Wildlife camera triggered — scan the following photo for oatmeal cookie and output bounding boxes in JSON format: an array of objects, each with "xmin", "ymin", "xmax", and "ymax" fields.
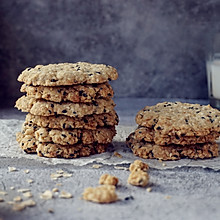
[
  {"xmin": 25, "ymin": 111, "xmax": 118, "ymax": 130},
  {"xmin": 17, "ymin": 131, "xmax": 109, "ymax": 157},
  {"xmin": 127, "ymin": 133, "xmax": 219, "ymax": 160},
  {"xmin": 18, "ymin": 62, "xmax": 118, "ymax": 86},
  {"xmin": 21, "ymin": 82, "xmax": 114, "ymax": 103},
  {"xmin": 21, "ymin": 121, "xmax": 116, "ymax": 145},
  {"xmin": 134, "ymin": 126, "xmax": 220, "ymax": 145},
  {"xmin": 136, "ymin": 102, "xmax": 220, "ymax": 137},
  {"xmin": 15, "ymin": 96, "xmax": 115, "ymax": 117},
  {"xmin": 16, "ymin": 132, "xmax": 37, "ymax": 154},
  {"xmin": 37, "ymin": 142, "xmax": 108, "ymax": 158},
  {"xmin": 82, "ymin": 185, "xmax": 118, "ymax": 203}
]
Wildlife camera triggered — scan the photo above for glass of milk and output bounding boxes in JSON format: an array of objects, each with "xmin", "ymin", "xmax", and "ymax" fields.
[{"xmin": 206, "ymin": 34, "xmax": 220, "ymax": 109}]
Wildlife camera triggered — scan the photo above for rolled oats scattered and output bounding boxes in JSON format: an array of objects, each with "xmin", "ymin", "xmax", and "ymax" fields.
[
  {"xmin": 23, "ymin": 192, "xmax": 33, "ymax": 198},
  {"xmin": 0, "ymin": 191, "xmax": 7, "ymax": 196},
  {"xmin": 0, "ymin": 197, "xmax": 4, "ymax": 202},
  {"xmin": 17, "ymin": 189, "xmax": 30, "ymax": 193},
  {"xmin": 40, "ymin": 190, "xmax": 53, "ymax": 200},
  {"xmin": 27, "ymin": 179, "xmax": 34, "ymax": 184},
  {"xmin": 13, "ymin": 196, "xmax": 22, "ymax": 202},
  {"xmin": 59, "ymin": 191, "xmax": 73, "ymax": 199},
  {"xmin": 92, "ymin": 164, "xmax": 103, "ymax": 169},
  {"xmin": 12, "ymin": 199, "xmax": 36, "ymax": 211},
  {"xmin": 8, "ymin": 167, "xmax": 17, "ymax": 172},
  {"xmin": 52, "ymin": 188, "xmax": 59, "ymax": 193}
]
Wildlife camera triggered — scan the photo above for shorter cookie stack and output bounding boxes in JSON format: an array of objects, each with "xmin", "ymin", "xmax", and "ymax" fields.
[
  {"xmin": 126, "ymin": 102, "xmax": 220, "ymax": 160},
  {"xmin": 15, "ymin": 62, "xmax": 119, "ymax": 158}
]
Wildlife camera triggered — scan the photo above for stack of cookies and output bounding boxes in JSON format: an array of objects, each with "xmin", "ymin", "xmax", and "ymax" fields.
[
  {"xmin": 126, "ymin": 102, "xmax": 220, "ymax": 160},
  {"xmin": 15, "ymin": 62, "xmax": 119, "ymax": 158}
]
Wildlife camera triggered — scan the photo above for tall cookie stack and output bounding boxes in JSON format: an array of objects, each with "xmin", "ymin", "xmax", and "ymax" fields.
[
  {"xmin": 127, "ymin": 102, "xmax": 220, "ymax": 160},
  {"xmin": 15, "ymin": 62, "xmax": 119, "ymax": 158}
]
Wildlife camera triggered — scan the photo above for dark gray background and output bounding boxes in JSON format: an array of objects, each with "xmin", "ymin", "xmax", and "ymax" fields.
[{"xmin": 0, "ymin": 0, "xmax": 220, "ymax": 107}]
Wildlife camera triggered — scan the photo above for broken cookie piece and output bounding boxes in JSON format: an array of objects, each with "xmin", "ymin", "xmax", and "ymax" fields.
[
  {"xmin": 128, "ymin": 170, "xmax": 149, "ymax": 187},
  {"xmin": 129, "ymin": 160, "xmax": 149, "ymax": 172},
  {"xmin": 82, "ymin": 185, "xmax": 118, "ymax": 203},
  {"xmin": 99, "ymin": 174, "xmax": 119, "ymax": 186}
]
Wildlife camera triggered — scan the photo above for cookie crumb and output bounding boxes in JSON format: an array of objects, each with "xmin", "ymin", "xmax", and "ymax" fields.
[
  {"xmin": 165, "ymin": 195, "xmax": 171, "ymax": 199},
  {"xmin": 17, "ymin": 189, "xmax": 30, "ymax": 193},
  {"xmin": 0, "ymin": 197, "xmax": 4, "ymax": 202},
  {"xmin": 23, "ymin": 192, "xmax": 33, "ymax": 198},
  {"xmin": 40, "ymin": 190, "xmax": 53, "ymax": 200},
  {"xmin": 56, "ymin": 170, "xmax": 64, "ymax": 174},
  {"xmin": 10, "ymin": 187, "xmax": 15, "ymax": 190},
  {"xmin": 8, "ymin": 167, "xmax": 17, "ymax": 172},
  {"xmin": 0, "ymin": 191, "xmax": 7, "ymax": 196},
  {"xmin": 27, "ymin": 179, "xmax": 34, "ymax": 184},
  {"xmin": 13, "ymin": 196, "xmax": 22, "ymax": 202},
  {"xmin": 114, "ymin": 166, "xmax": 128, "ymax": 171},
  {"xmin": 12, "ymin": 199, "xmax": 36, "ymax": 211},
  {"xmin": 52, "ymin": 188, "xmax": 59, "ymax": 193},
  {"xmin": 113, "ymin": 151, "xmax": 122, "ymax": 158},
  {"xmin": 147, "ymin": 187, "xmax": 152, "ymax": 192},
  {"xmin": 129, "ymin": 160, "xmax": 149, "ymax": 172},
  {"xmin": 99, "ymin": 174, "xmax": 118, "ymax": 186},
  {"xmin": 62, "ymin": 172, "xmax": 72, "ymax": 178},
  {"xmin": 50, "ymin": 173, "xmax": 63, "ymax": 180},
  {"xmin": 92, "ymin": 164, "xmax": 103, "ymax": 169},
  {"xmin": 24, "ymin": 169, "xmax": 30, "ymax": 174},
  {"xmin": 7, "ymin": 201, "xmax": 15, "ymax": 205},
  {"xmin": 83, "ymin": 185, "xmax": 118, "ymax": 203},
  {"xmin": 128, "ymin": 170, "xmax": 149, "ymax": 187},
  {"xmin": 59, "ymin": 191, "xmax": 73, "ymax": 199},
  {"xmin": 162, "ymin": 163, "xmax": 166, "ymax": 167}
]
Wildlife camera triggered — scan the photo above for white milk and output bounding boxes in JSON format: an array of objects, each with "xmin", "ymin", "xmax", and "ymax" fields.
[{"xmin": 210, "ymin": 59, "xmax": 220, "ymax": 99}]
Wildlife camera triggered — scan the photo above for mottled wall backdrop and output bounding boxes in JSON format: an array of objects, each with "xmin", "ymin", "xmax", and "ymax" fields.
[{"xmin": 0, "ymin": 0, "xmax": 220, "ymax": 106}]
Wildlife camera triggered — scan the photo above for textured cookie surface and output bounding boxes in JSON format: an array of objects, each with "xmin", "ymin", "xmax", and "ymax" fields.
[
  {"xmin": 136, "ymin": 102, "xmax": 220, "ymax": 136},
  {"xmin": 37, "ymin": 142, "xmax": 108, "ymax": 158},
  {"xmin": 25, "ymin": 111, "xmax": 118, "ymax": 130},
  {"xmin": 126, "ymin": 133, "xmax": 219, "ymax": 160},
  {"xmin": 17, "ymin": 131, "xmax": 108, "ymax": 158},
  {"xmin": 134, "ymin": 126, "xmax": 220, "ymax": 145},
  {"xmin": 15, "ymin": 96, "xmax": 115, "ymax": 117},
  {"xmin": 21, "ymin": 121, "xmax": 116, "ymax": 145},
  {"xmin": 21, "ymin": 83, "xmax": 114, "ymax": 103},
  {"xmin": 18, "ymin": 62, "xmax": 118, "ymax": 86}
]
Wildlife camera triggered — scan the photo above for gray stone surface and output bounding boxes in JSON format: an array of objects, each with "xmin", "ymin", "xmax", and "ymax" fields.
[
  {"xmin": 0, "ymin": 98, "xmax": 220, "ymax": 220},
  {"xmin": 1, "ymin": 0, "xmax": 220, "ymax": 106}
]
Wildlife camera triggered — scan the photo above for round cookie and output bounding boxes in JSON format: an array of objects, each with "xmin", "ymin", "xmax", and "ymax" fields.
[
  {"xmin": 15, "ymin": 96, "xmax": 115, "ymax": 117},
  {"xmin": 134, "ymin": 126, "xmax": 220, "ymax": 146},
  {"xmin": 136, "ymin": 102, "xmax": 220, "ymax": 136},
  {"xmin": 25, "ymin": 111, "xmax": 119, "ymax": 130},
  {"xmin": 16, "ymin": 132, "xmax": 37, "ymax": 154},
  {"xmin": 18, "ymin": 62, "xmax": 118, "ymax": 86},
  {"xmin": 126, "ymin": 133, "xmax": 219, "ymax": 161},
  {"xmin": 21, "ymin": 82, "xmax": 114, "ymax": 103},
  {"xmin": 21, "ymin": 121, "xmax": 116, "ymax": 145},
  {"xmin": 16, "ymin": 131, "xmax": 108, "ymax": 158},
  {"xmin": 37, "ymin": 142, "xmax": 108, "ymax": 158}
]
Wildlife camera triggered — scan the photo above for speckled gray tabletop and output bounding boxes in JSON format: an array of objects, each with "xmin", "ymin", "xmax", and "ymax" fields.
[{"xmin": 0, "ymin": 98, "xmax": 219, "ymax": 220}]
